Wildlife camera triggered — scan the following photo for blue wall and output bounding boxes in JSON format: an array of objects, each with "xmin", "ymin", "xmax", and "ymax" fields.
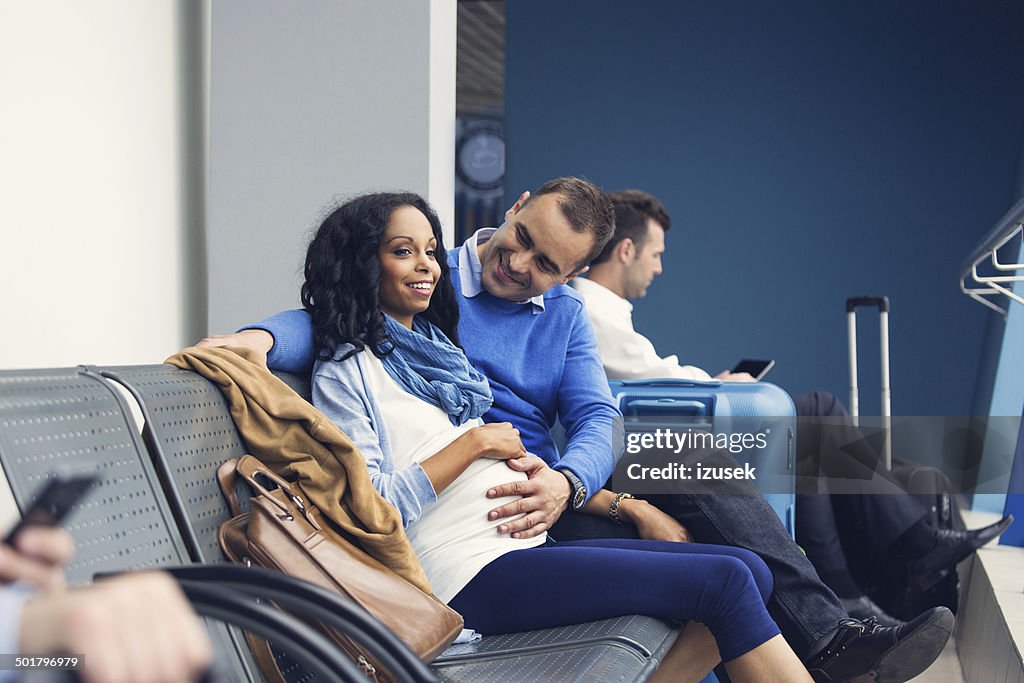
[{"xmin": 506, "ymin": 0, "xmax": 1024, "ymax": 416}]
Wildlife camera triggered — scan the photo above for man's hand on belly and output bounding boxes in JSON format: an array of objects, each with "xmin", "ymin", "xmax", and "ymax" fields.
[{"xmin": 485, "ymin": 455, "xmax": 569, "ymax": 539}]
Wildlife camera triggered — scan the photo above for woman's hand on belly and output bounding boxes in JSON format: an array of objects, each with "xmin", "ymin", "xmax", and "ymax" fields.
[
  {"xmin": 471, "ymin": 422, "xmax": 527, "ymax": 460},
  {"xmin": 420, "ymin": 422, "xmax": 526, "ymax": 494}
]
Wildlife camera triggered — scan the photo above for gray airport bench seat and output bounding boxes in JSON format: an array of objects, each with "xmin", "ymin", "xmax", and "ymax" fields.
[
  {"xmin": 0, "ymin": 367, "xmax": 423, "ymax": 683},
  {"xmin": 0, "ymin": 368, "xmax": 262, "ymax": 681},
  {"xmin": 0, "ymin": 364, "xmax": 681, "ymax": 682}
]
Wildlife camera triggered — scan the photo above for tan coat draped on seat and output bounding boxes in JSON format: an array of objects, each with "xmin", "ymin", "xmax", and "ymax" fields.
[{"xmin": 167, "ymin": 346, "xmax": 432, "ymax": 593}]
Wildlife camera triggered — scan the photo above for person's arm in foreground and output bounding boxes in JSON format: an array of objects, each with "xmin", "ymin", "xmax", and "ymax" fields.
[
  {"xmin": 0, "ymin": 526, "xmax": 73, "ymax": 682},
  {"xmin": 19, "ymin": 572, "xmax": 212, "ymax": 683},
  {"xmin": 2, "ymin": 527, "xmax": 211, "ymax": 683}
]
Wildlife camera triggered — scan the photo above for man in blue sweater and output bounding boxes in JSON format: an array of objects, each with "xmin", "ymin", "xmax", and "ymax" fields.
[{"xmin": 200, "ymin": 177, "xmax": 952, "ymax": 682}]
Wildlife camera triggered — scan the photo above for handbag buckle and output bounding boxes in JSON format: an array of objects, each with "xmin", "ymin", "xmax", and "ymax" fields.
[{"xmin": 288, "ymin": 493, "xmax": 322, "ymax": 530}]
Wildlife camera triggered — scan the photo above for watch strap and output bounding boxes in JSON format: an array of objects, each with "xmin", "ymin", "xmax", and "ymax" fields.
[{"xmin": 557, "ymin": 468, "xmax": 587, "ymax": 511}]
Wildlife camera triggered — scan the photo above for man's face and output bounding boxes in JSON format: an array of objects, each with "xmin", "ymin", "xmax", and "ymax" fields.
[
  {"xmin": 621, "ymin": 218, "xmax": 665, "ymax": 299},
  {"xmin": 478, "ymin": 192, "xmax": 595, "ymax": 301}
]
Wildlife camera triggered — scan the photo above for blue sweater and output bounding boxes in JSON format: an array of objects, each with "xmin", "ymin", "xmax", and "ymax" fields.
[{"xmin": 252, "ymin": 238, "xmax": 622, "ymax": 499}]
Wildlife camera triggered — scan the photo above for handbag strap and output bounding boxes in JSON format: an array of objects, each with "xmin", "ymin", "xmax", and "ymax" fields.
[
  {"xmin": 237, "ymin": 454, "xmax": 299, "ymax": 494},
  {"xmin": 216, "ymin": 459, "xmax": 243, "ymax": 517},
  {"xmin": 235, "ymin": 455, "xmax": 321, "ymax": 529}
]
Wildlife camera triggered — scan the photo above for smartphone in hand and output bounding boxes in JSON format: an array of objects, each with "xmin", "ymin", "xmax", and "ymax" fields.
[
  {"xmin": 3, "ymin": 472, "xmax": 99, "ymax": 544},
  {"xmin": 731, "ymin": 359, "xmax": 775, "ymax": 380}
]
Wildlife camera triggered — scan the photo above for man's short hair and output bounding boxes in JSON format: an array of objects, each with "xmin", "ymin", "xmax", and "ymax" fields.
[
  {"xmin": 522, "ymin": 177, "xmax": 615, "ymax": 268},
  {"xmin": 591, "ymin": 189, "xmax": 672, "ymax": 265}
]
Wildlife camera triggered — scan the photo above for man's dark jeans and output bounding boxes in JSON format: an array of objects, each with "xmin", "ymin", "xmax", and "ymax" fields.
[{"xmin": 550, "ymin": 446, "xmax": 845, "ymax": 659}]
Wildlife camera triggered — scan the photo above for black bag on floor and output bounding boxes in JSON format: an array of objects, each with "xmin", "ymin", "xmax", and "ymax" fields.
[{"xmin": 862, "ymin": 462, "xmax": 960, "ymax": 621}]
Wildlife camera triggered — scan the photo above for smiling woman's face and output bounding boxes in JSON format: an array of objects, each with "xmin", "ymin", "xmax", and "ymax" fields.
[{"xmin": 378, "ymin": 205, "xmax": 441, "ymax": 328}]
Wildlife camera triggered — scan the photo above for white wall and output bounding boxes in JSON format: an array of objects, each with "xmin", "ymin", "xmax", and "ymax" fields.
[
  {"xmin": 207, "ymin": 0, "xmax": 456, "ymax": 333},
  {"xmin": 0, "ymin": 1, "xmax": 201, "ymax": 369},
  {"xmin": 1, "ymin": 0, "xmax": 457, "ymax": 359}
]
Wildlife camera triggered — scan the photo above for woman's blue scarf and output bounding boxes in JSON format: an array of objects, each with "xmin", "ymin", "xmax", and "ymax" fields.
[{"xmin": 380, "ymin": 314, "xmax": 493, "ymax": 425}]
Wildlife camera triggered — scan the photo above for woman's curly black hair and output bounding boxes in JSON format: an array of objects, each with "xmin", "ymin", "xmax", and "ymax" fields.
[{"xmin": 301, "ymin": 192, "xmax": 460, "ymax": 361}]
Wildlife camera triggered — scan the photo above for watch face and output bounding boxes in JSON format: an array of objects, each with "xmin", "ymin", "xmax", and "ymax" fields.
[{"xmin": 572, "ymin": 487, "xmax": 587, "ymax": 510}]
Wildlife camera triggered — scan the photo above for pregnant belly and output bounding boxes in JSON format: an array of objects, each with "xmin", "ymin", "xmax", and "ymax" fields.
[{"xmin": 406, "ymin": 457, "xmax": 532, "ymax": 554}]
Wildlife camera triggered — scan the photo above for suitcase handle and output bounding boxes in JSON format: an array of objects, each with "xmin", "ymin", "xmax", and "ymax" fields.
[
  {"xmin": 846, "ymin": 294, "xmax": 892, "ymax": 469},
  {"xmin": 846, "ymin": 295, "xmax": 890, "ymax": 312},
  {"xmin": 623, "ymin": 398, "xmax": 710, "ymax": 418},
  {"xmin": 614, "ymin": 378, "xmax": 723, "ymax": 388}
]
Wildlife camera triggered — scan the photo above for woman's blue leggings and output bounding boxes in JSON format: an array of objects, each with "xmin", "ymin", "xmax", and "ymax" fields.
[{"xmin": 448, "ymin": 538, "xmax": 781, "ymax": 662}]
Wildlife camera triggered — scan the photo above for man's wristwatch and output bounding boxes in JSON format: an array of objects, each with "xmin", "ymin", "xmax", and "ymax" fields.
[{"xmin": 557, "ymin": 468, "xmax": 587, "ymax": 511}]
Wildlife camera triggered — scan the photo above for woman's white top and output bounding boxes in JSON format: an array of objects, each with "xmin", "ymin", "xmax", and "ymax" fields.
[{"xmin": 358, "ymin": 351, "xmax": 545, "ymax": 602}]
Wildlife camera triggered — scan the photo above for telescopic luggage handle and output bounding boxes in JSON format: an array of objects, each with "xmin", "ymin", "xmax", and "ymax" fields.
[
  {"xmin": 846, "ymin": 296, "xmax": 890, "ymax": 313},
  {"xmin": 846, "ymin": 295, "xmax": 892, "ymax": 469}
]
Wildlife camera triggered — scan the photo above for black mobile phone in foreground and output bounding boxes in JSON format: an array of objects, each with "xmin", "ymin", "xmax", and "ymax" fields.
[
  {"xmin": 731, "ymin": 358, "xmax": 775, "ymax": 380},
  {"xmin": 3, "ymin": 472, "xmax": 99, "ymax": 543}
]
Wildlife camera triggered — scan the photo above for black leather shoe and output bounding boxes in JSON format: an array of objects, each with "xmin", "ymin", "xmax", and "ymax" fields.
[
  {"xmin": 910, "ymin": 515, "xmax": 1013, "ymax": 581},
  {"xmin": 806, "ymin": 606, "xmax": 953, "ymax": 682},
  {"xmin": 839, "ymin": 595, "xmax": 903, "ymax": 628}
]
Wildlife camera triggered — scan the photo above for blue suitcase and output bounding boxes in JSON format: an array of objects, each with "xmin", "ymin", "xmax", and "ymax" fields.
[{"xmin": 607, "ymin": 378, "xmax": 797, "ymax": 536}]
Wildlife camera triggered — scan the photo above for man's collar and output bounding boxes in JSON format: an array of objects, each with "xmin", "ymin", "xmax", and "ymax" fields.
[
  {"xmin": 460, "ymin": 228, "xmax": 545, "ymax": 312},
  {"xmin": 571, "ymin": 275, "xmax": 633, "ymax": 313}
]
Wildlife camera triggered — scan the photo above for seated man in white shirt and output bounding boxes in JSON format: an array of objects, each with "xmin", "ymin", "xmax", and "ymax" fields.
[
  {"xmin": 573, "ymin": 189, "xmax": 1012, "ymax": 625},
  {"xmin": 569, "ymin": 193, "xmax": 720, "ymax": 382}
]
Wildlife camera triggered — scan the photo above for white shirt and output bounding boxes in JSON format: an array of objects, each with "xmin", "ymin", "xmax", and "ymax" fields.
[
  {"xmin": 571, "ymin": 277, "xmax": 712, "ymax": 381},
  {"xmin": 357, "ymin": 351, "xmax": 544, "ymax": 603}
]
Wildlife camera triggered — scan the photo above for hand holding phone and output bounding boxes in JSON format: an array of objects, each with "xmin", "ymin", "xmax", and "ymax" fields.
[{"xmin": 730, "ymin": 358, "xmax": 775, "ymax": 381}]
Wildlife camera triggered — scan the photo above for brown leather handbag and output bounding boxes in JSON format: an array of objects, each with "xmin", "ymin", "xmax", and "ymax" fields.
[{"xmin": 217, "ymin": 455, "xmax": 463, "ymax": 681}]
